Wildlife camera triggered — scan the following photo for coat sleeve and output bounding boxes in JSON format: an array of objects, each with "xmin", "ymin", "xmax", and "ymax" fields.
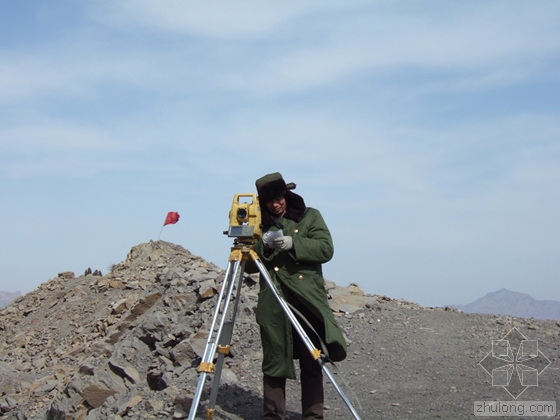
[{"xmin": 292, "ymin": 208, "xmax": 334, "ymax": 264}]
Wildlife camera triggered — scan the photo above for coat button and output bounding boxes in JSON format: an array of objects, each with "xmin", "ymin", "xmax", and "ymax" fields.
[
  {"xmin": 298, "ymin": 275, "xmax": 303, "ymax": 280},
  {"xmin": 274, "ymin": 267, "xmax": 279, "ymax": 272},
  {"xmin": 294, "ymin": 229, "xmax": 299, "ymax": 233}
]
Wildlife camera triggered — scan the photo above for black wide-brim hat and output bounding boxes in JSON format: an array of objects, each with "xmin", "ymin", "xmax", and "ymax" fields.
[
  {"xmin": 255, "ymin": 172, "xmax": 306, "ymax": 227},
  {"xmin": 255, "ymin": 172, "xmax": 296, "ymax": 203}
]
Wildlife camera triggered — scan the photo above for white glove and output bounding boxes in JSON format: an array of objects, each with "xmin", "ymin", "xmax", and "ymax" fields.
[
  {"xmin": 262, "ymin": 230, "xmax": 283, "ymax": 249},
  {"xmin": 273, "ymin": 236, "xmax": 293, "ymax": 251},
  {"xmin": 262, "ymin": 231, "xmax": 274, "ymax": 249}
]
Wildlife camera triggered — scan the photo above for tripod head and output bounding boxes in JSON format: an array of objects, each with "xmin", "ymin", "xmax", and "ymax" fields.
[{"xmin": 224, "ymin": 193, "xmax": 262, "ymax": 243}]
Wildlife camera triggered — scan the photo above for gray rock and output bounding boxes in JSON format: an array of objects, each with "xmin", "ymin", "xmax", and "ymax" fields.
[
  {"xmin": 33, "ymin": 379, "xmax": 59, "ymax": 395},
  {"xmin": 170, "ymin": 339, "xmax": 197, "ymax": 366},
  {"xmin": 328, "ymin": 285, "xmax": 366, "ymax": 313},
  {"xmin": 198, "ymin": 279, "xmax": 217, "ymax": 299},
  {"xmin": 0, "ymin": 361, "xmax": 17, "ymax": 375},
  {"xmin": 81, "ymin": 369, "xmax": 127, "ymax": 408},
  {"xmin": 109, "ymin": 359, "xmax": 141, "ymax": 384},
  {"xmin": 0, "ymin": 395, "xmax": 17, "ymax": 413}
]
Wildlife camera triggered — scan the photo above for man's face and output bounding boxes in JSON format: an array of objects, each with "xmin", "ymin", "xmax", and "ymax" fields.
[{"xmin": 265, "ymin": 196, "xmax": 286, "ymax": 217}]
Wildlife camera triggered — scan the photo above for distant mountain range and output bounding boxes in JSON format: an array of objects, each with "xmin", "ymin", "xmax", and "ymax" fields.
[
  {"xmin": 0, "ymin": 291, "xmax": 21, "ymax": 308},
  {"xmin": 451, "ymin": 288, "xmax": 560, "ymax": 320}
]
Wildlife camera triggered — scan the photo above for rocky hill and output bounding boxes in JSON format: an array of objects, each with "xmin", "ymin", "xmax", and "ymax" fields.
[
  {"xmin": 451, "ymin": 288, "xmax": 560, "ymax": 321},
  {"xmin": 0, "ymin": 292, "xmax": 20, "ymax": 309},
  {"xmin": 1, "ymin": 241, "xmax": 559, "ymax": 419}
]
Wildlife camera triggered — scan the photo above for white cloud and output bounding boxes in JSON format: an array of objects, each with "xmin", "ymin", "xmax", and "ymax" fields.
[
  {"xmin": 0, "ymin": 123, "xmax": 118, "ymax": 152},
  {"xmin": 2, "ymin": 1, "xmax": 558, "ymax": 104},
  {"xmin": 0, "ymin": 47, "xmax": 189, "ymax": 103},
  {"xmin": 87, "ymin": 0, "xmax": 341, "ymax": 38},
  {"xmin": 218, "ymin": 2, "xmax": 560, "ymax": 95},
  {"xmin": 0, "ymin": 120, "xmax": 135, "ymax": 177}
]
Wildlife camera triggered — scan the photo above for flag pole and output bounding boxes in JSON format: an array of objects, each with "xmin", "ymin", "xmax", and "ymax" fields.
[{"xmin": 157, "ymin": 225, "xmax": 164, "ymax": 241}]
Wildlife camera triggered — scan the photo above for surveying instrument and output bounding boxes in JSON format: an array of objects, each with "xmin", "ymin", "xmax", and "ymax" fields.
[{"xmin": 188, "ymin": 193, "xmax": 361, "ymax": 420}]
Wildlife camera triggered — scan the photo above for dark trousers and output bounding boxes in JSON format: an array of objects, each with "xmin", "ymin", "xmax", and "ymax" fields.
[{"xmin": 263, "ymin": 304, "xmax": 325, "ymax": 419}]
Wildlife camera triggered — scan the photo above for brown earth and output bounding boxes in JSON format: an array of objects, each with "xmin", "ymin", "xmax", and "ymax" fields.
[{"xmin": 0, "ymin": 241, "xmax": 558, "ymax": 419}]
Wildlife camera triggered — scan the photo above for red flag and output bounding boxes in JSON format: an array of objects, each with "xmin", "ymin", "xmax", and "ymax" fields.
[{"xmin": 163, "ymin": 211, "xmax": 180, "ymax": 226}]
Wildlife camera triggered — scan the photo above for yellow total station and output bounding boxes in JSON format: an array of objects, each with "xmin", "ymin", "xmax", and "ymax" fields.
[{"xmin": 225, "ymin": 193, "xmax": 262, "ymax": 241}]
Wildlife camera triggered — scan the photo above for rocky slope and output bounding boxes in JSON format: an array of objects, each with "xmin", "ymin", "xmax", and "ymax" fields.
[{"xmin": 0, "ymin": 241, "xmax": 559, "ymax": 419}]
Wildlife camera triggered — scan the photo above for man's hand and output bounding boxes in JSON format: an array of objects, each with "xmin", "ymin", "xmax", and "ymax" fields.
[
  {"xmin": 262, "ymin": 231, "xmax": 274, "ymax": 249},
  {"xmin": 273, "ymin": 236, "xmax": 293, "ymax": 251}
]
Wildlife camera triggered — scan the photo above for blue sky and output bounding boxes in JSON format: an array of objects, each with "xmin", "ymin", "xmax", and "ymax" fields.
[{"xmin": 1, "ymin": 1, "xmax": 558, "ymax": 307}]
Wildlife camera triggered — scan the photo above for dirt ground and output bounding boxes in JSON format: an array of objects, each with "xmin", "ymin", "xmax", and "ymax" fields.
[{"xmin": 195, "ymin": 302, "xmax": 560, "ymax": 419}]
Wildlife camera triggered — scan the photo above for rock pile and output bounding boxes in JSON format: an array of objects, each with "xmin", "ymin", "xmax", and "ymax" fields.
[{"xmin": 0, "ymin": 241, "xmax": 371, "ymax": 419}]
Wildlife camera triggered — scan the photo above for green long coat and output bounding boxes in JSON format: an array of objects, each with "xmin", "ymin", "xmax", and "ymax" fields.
[{"xmin": 248, "ymin": 207, "xmax": 347, "ymax": 378}]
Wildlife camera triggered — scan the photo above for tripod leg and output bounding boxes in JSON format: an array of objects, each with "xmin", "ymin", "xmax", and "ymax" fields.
[
  {"xmin": 188, "ymin": 255, "xmax": 245, "ymax": 420},
  {"xmin": 249, "ymin": 250, "xmax": 362, "ymax": 420},
  {"xmin": 207, "ymin": 258, "xmax": 245, "ymax": 416},
  {"xmin": 206, "ymin": 320, "xmax": 232, "ymax": 417}
]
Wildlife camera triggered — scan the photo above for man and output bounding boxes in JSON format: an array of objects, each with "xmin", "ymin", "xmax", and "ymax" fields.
[{"xmin": 250, "ymin": 172, "xmax": 347, "ymax": 420}]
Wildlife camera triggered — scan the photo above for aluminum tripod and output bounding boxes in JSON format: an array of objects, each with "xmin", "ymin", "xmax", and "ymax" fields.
[{"xmin": 188, "ymin": 242, "xmax": 362, "ymax": 420}]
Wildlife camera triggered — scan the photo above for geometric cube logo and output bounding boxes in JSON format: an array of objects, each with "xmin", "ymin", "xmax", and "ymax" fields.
[
  {"xmin": 479, "ymin": 327, "xmax": 552, "ymax": 399},
  {"xmin": 491, "ymin": 365, "xmax": 513, "ymax": 387}
]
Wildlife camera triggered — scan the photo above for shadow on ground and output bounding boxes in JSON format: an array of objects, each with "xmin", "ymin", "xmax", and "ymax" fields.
[{"xmin": 192, "ymin": 384, "xmax": 301, "ymax": 420}]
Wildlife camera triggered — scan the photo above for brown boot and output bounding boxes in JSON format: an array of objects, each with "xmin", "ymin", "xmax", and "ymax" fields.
[
  {"xmin": 263, "ymin": 374, "xmax": 287, "ymax": 419},
  {"xmin": 291, "ymin": 303, "xmax": 325, "ymax": 419},
  {"xmin": 299, "ymin": 344, "xmax": 324, "ymax": 419}
]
